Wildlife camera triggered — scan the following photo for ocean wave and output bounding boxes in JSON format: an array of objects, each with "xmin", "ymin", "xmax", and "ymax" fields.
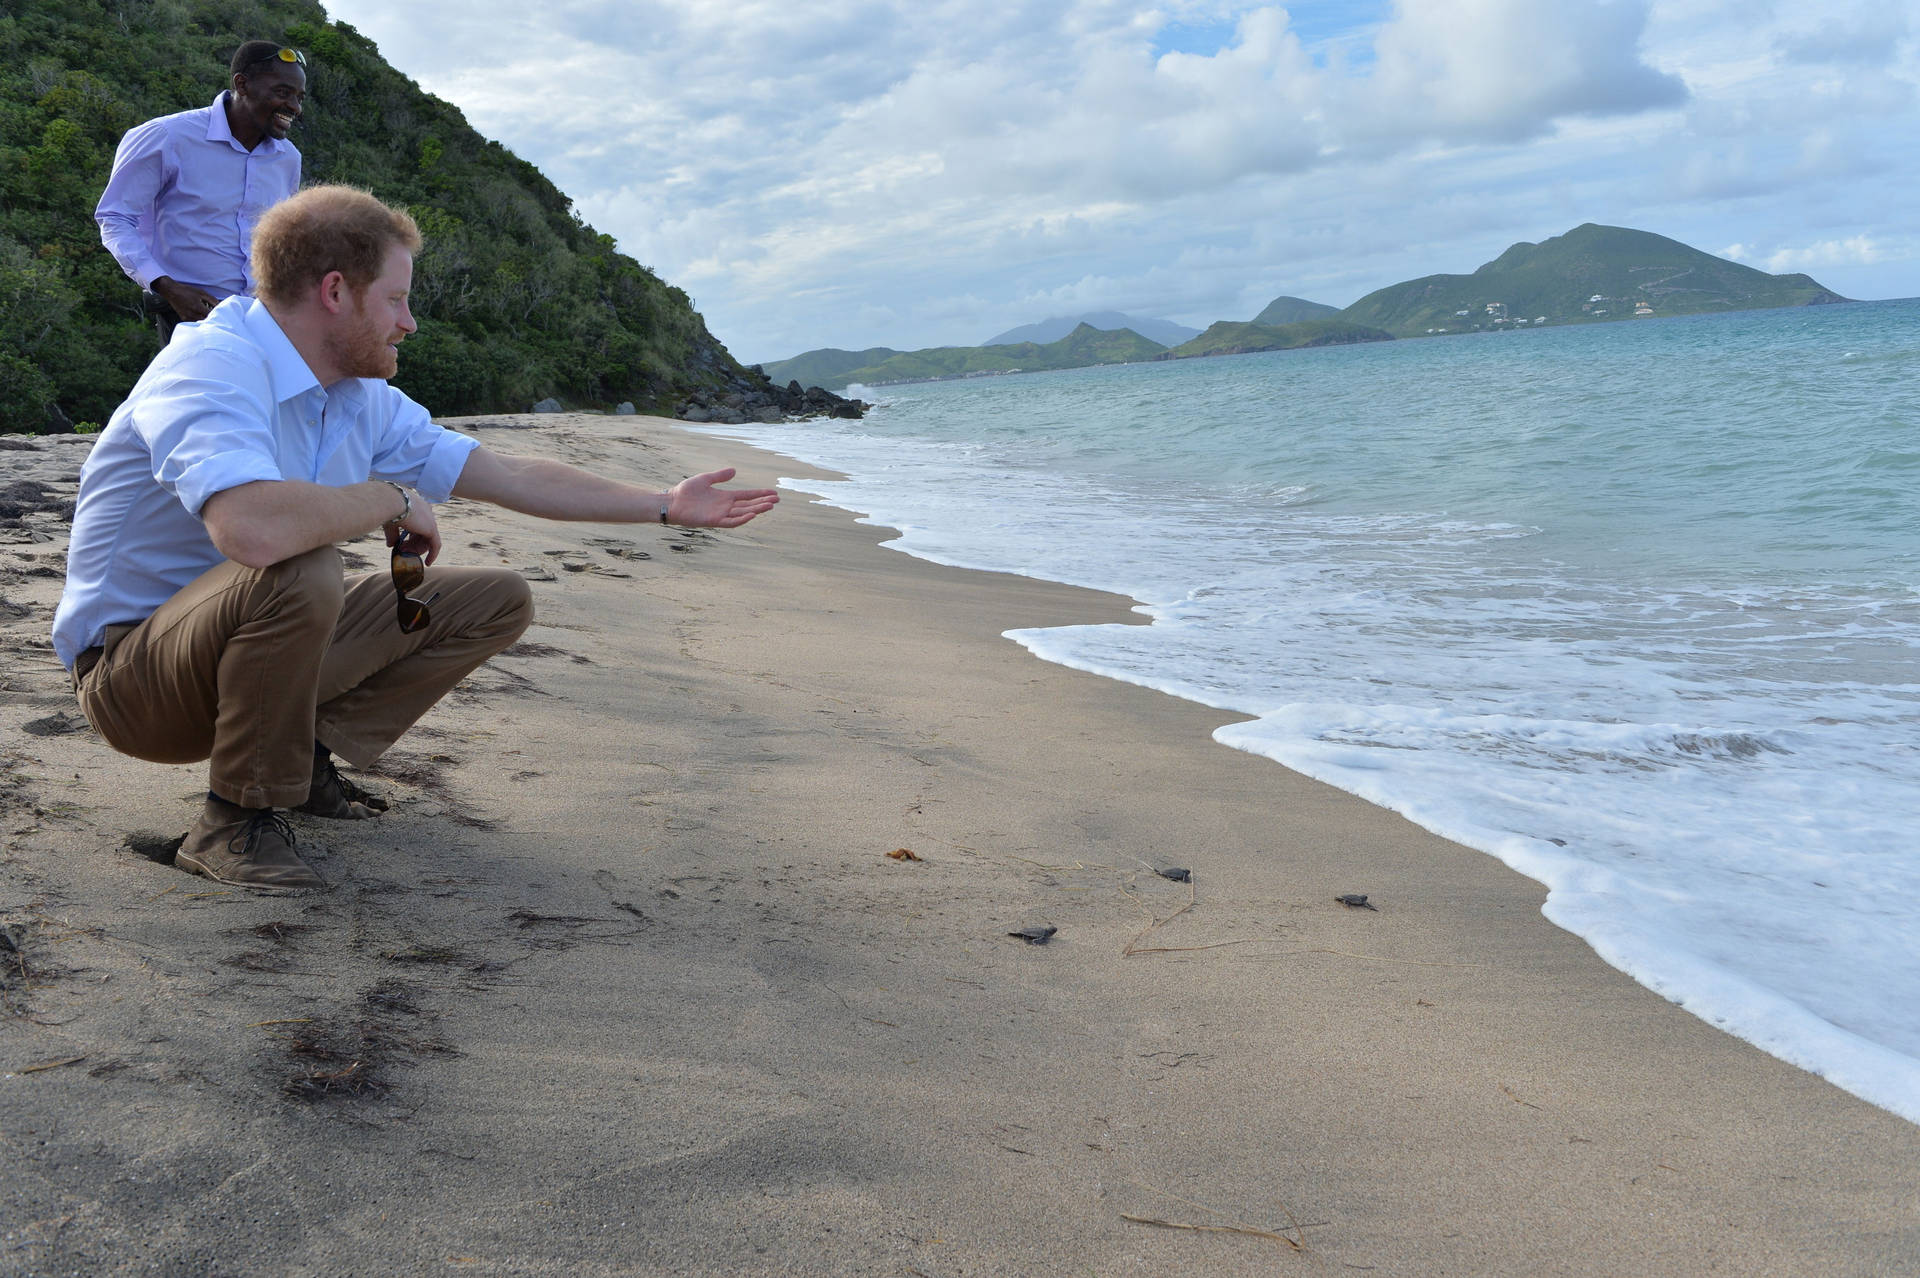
[{"xmin": 703, "ymin": 300, "xmax": 1920, "ymax": 1124}]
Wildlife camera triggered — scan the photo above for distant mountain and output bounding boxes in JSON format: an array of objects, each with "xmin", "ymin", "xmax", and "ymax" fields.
[
  {"xmin": 1252, "ymin": 296, "xmax": 1340, "ymax": 325},
  {"xmin": 760, "ymin": 347, "xmax": 903, "ymax": 390},
  {"xmin": 985, "ymin": 311, "xmax": 1200, "ymax": 348},
  {"xmin": 766, "ymin": 224, "xmax": 1852, "ymax": 394},
  {"xmin": 1340, "ymin": 223, "xmax": 1848, "ymax": 336},
  {"xmin": 765, "ymin": 324, "xmax": 1166, "ymax": 391},
  {"xmin": 1166, "ymin": 319, "xmax": 1393, "ymax": 359}
]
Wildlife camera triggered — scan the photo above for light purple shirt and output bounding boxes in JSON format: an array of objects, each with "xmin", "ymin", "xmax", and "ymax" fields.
[
  {"xmin": 51, "ymin": 297, "xmax": 479, "ymax": 669},
  {"xmin": 94, "ymin": 92, "xmax": 301, "ymax": 297}
]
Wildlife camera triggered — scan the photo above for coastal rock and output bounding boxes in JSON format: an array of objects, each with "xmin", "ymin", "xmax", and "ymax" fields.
[
  {"xmin": 671, "ymin": 364, "xmax": 869, "ymax": 426},
  {"xmin": 612, "ymin": 402, "xmax": 637, "ymax": 416},
  {"xmin": 531, "ymin": 397, "xmax": 564, "ymax": 414}
]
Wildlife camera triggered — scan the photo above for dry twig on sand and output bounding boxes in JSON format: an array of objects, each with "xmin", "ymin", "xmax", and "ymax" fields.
[
  {"xmin": 1121, "ymin": 1177, "xmax": 1312, "ymax": 1252},
  {"xmin": 1119, "ymin": 882, "xmax": 1268, "ymax": 957},
  {"xmin": 1235, "ymin": 948, "xmax": 1486, "ymax": 968}
]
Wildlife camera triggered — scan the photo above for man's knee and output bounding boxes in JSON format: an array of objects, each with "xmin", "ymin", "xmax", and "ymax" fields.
[
  {"xmin": 490, "ymin": 569, "xmax": 535, "ymax": 642},
  {"xmin": 268, "ymin": 545, "xmax": 346, "ymax": 624}
]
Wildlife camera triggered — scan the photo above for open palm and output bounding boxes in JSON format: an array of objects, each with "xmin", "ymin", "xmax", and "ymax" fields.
[{"xmin": 668, "ymin": 468, "xmax": 780, "ymax": 528}]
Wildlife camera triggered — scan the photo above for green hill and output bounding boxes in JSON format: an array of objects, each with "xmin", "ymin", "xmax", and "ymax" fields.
[
  {"xmin": 778, "ymin": 323, "xmax": 1167, "ymax": 390},
  {"xmin": 1166, "ymin": 318, "xmax": 1393, "ymax": 359},
  {"xmin": 1251, "ymin": 295, "xmax": 1339, "ymax": 325},
  {"xmin": 1339, "ymin": 224, "xmax": 1848, "ymax": 337},
  {"xmin": 2, "ymin": 0, "xmax": 763, "ymax": 431},
  {"xmin": 1047, "ymin": 323, "xmax": 1169, "ymax": 366},
  {"xmin": 761, "ymin": 347, "xmax": 903, "ymax": 388}
]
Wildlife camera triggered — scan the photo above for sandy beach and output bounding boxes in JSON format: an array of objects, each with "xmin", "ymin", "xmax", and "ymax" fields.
[{"xmin": 3, "ymin": 413, "xmax": 1916, "ymax": 1276}]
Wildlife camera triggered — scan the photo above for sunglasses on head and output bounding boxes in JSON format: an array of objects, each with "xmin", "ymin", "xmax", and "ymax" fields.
[
  {"xmin": 242, "ymin": 47, "xmax": 306, "ymax": 74},
  {"xmin": 389, "ymin": 532, "xmax": 440, "ymax": 634}
]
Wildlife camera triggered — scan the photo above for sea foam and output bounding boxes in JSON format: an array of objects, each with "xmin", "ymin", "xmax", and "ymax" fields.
[{"xmin": 704, "ymin": 298, "xmax": 1920, "ymax": 1123}]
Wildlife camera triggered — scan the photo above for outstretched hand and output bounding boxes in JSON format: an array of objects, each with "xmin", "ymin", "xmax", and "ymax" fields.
[{"xmin": 666, "ymin": 468, "xmax": 780, "ymax": 529}]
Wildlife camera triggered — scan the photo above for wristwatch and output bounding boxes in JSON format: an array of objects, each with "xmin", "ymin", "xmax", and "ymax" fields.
[{"xmin": 383, "ymin": 481, "xmax": 411, "ymax": 528}]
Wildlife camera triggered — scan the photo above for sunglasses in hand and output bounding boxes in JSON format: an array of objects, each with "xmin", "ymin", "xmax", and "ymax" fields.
[{"xmin": 389, "ymin": 531, "xmax": 440, "ymax": 634}]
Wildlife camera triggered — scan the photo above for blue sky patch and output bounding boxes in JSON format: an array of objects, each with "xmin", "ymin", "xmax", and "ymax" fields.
[
  {"xmin": 1151, "ymin": 17, "xmax": 1242, "ymax": 59},
  {"xmin": 1151, "ymin": 2, "xmax": 1392, "ymax": 64}
]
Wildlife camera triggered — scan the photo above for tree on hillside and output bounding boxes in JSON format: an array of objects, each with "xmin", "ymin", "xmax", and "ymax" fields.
[{"xmin": 0, "ymin": 0, "xmax": 741, "ymax": 432}]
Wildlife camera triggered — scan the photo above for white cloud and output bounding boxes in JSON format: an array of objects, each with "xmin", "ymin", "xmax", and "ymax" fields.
[
  {"xmin": 1353, "ymin": 0, "xmax": 1686, "ymax": 146},
  {"xmin": 318, "ymin": 0, "xmax": 1920, "ymax": 358},
  {"xmin": 1763, "ymin": 236, "xmax": 1884, "ymax": 273}
]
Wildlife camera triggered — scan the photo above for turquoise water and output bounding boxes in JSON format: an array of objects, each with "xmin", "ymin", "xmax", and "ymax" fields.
[{"xmin": 711, "ymin": 298, "xmax": 1920, "ymax": 1122}]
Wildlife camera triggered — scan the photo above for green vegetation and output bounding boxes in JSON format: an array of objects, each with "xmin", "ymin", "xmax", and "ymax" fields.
[
  {"xmin": 768, "ymin": 227, "xmax": 1846, "ymax": 393},
  {"xmin": 1165, "ymin": 318, "xmax": 1392, "ymax": 359},
  {"xmin": 1251, "ymin": 295, "xmax": 1339, "ymax": 326},
  {"xmin": 2, "ymin": 0, "xmax": 748, "ymax": 433},
  {"xmin": 769, "ymin": 323, "xmax": 1167, "ymax": 391},
  {"xmin": 1340, "ymin": 223, "xmax": 1847, "ymax": 337},
  {"xmin": 760, "ymin": 346, "xmax": 904, "ymax": 390}
]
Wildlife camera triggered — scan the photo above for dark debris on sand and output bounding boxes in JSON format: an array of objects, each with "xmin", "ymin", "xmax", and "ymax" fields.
[{"xmin": 278, "ymin": 974, "xmax": 457, "ymax": 1103}]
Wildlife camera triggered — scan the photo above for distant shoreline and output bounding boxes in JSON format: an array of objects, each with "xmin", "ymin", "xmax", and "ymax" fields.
[{"xmin": 766, "ymin": 222, "xmax": 1851, "ymax": 393}]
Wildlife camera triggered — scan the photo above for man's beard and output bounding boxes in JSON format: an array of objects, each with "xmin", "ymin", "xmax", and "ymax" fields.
[{"xmin": 327, "ymin": 309, "xmax": 398, "ymax": 380}]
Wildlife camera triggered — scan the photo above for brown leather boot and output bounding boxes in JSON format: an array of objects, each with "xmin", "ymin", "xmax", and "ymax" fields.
[
  {"xmin": 296, "ymin": 752, "xmax": 389, "ymax": 820},
  {"xmin": 175, "ymin": 797, "xmax": 324, "ymax": 890}
]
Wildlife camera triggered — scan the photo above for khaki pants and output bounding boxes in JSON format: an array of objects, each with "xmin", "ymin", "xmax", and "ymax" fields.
[{"xmin": 74, "ymin": 546, "xmax": 534, "ymax": 809}]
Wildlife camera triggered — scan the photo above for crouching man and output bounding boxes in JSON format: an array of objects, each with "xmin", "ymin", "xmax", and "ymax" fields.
[{"xmin": 51, "ymin": 185, "xmax": 778, "ymax": 890}]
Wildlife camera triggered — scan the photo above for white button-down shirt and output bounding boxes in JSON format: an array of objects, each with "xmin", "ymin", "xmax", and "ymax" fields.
[
  {"xmin": 94, "ymin": 92, "xmax": 301, "ymax": 297},
  {"xmin": 52, "ymin": 297, "xmax": 479, "ymax": 669}
]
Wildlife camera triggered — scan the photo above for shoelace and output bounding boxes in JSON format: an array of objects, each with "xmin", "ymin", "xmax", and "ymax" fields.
[
  {"xmin": 318, "ymin": 755, "xmax": 381, "ymax": 806},
  {"xmin": 230, "ymin": 809, "xmax": 298, "ymax": 855}
]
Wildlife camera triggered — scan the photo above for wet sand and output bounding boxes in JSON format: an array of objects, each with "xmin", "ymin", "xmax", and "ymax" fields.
[{"xmin": 2, "ymin": 414, "xmax": 1915, "ymax": 1275}]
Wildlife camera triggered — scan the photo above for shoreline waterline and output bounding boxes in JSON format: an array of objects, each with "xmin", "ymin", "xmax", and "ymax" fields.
[
  {"xmin": 730, "ymin": 453, "xmax": 1920, "ymax": 1127},
  {"xmin": 697, "ymin": 299, "xmax": 1920, "ymax": 1127},
  {"xmin": 6, "ymin": 412, "xmax": 1916, "ymax": 1273}
]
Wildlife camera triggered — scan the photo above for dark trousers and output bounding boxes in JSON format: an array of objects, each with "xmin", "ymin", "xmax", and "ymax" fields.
[{"xmin": 143, "ymin": 291, "xmax": 182, "ymax": 346}]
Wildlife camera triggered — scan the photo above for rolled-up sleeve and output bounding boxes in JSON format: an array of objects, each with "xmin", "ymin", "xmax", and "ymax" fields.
[
  {"xmin": 367, "ymin": 384, "xmax": 479, "ymax": 502},
  {"xmin": 138, "ymin": 361, "xmax": 286, "ymax": 516}
]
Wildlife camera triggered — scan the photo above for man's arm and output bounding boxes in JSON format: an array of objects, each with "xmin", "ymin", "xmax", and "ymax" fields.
[
  {"xmin": 202, "ymin": 478, "xmax": 428, "ymax": 569},
  {"xmin": 451, "ymin": 447, "xmax": 779, "ymax": 528},
  {"xmin": 95, "ymin": 125, "xmax": 169, "ymax": 293},
  {"xmin": 94, "ymin": 123, "xmax": 220, "ymax": 320}
]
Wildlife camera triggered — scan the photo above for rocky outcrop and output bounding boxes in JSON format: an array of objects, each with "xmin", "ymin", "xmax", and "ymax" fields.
[{"xmin": 676, "ymin": 367, "xmax": 868, "ymax": 425}]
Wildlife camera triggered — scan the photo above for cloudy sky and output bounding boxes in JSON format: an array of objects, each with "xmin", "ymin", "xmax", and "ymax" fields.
[{"xmin": 317, "ymin": 0, "xmax": 1918, "ymax": 364}]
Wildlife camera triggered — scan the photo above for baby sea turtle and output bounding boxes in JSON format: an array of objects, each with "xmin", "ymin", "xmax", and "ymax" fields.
[
  {"xmin": 1335, "ymin": 893, "xmax": 1379, "ymax": 911},
  {"xmin": 1155, "ymin": 866, "xmax": 1192, "ymax": 883},
  {"xmin": 1008, "ymin": 925, "xmax": 1058, "ymax": 945}
]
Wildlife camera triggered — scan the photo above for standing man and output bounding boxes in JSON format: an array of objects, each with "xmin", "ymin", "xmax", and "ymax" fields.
[
  {"xmin": 52, "ymin": 185, "xmax": 779, "ymax": 891},
  {"xmin": 95, "ymin": 40, "xmax": 307, "ymax": 345}
]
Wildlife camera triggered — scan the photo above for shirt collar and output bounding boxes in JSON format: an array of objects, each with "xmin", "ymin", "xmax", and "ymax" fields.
[
  {"xmin": 232, "ymin": 297, "xmax": 323, "ymax": 407},
  {"xmin": 207, "ymin": 90, "xmax": 289, "ymax": 156}
]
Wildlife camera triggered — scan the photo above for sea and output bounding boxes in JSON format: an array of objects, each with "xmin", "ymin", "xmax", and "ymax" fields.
[{"xmin": 706, "ymin": 297, "xmax": 1920, "ymax": 1125}]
